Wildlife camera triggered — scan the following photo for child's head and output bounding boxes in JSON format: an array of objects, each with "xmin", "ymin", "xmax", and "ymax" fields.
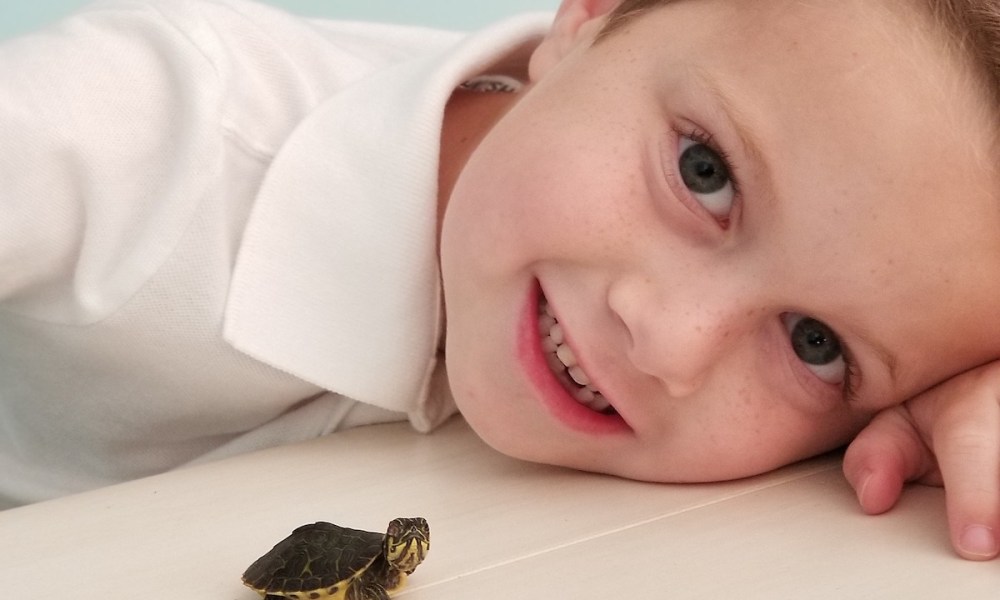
[{"xmin": 437, "ymin": 0, "xmax": 1000, "ymax": 482}]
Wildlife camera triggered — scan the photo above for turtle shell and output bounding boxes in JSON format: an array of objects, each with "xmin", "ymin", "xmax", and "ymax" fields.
[{"xmin": 242, "ymin": 521, "xmax": 385, "ymax": 597}]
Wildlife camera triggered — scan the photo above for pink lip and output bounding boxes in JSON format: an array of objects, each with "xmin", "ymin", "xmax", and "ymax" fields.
[{"xmin": 518, "ymin": 282, "xmax": 631, "ymax": 435}]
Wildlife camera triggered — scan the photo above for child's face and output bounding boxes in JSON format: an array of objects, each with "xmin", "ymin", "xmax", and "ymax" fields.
[{"xmin": 439, "ymin": 0, "xmax": 1000, "ymax": 481}]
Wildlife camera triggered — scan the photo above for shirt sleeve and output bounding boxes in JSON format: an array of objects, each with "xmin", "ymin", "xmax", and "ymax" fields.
[{"xmin": 0, "ymin": 0, "xmax": 223, "ymax": 324}]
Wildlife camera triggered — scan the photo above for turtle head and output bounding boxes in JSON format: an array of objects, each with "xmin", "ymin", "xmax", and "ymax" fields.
[{"xmin": 384, "ymin": 517, "xmax": 430, "ymax": 574}]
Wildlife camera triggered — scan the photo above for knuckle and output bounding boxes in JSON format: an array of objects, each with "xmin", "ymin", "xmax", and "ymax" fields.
[{"xmin": 934, "ymin": 424, "xmax": 995, "ymax": 461}]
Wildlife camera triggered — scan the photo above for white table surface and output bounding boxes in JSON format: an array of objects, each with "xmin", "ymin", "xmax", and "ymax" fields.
[{"xmin": 2, "ymin": 417, "xmax": 997, "ymax": 598}]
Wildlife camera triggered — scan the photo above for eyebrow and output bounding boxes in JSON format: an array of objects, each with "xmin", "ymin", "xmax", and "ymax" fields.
[
  {"xmin": 688, "ymin": 68, "xmax": 770, "ymax": 183},
  {"xmin": 691, "ymin": 69, "xmax": 901, "ymax": 392}
]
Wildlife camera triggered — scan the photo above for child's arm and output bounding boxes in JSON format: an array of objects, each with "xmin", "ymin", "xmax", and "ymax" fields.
[{"xmin": 842, "ymin": 361, "xmax": 1000, "ymax": 560}]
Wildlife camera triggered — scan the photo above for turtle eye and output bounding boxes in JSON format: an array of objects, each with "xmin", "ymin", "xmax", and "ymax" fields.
[{"xmin": 387, "ymin": 520, "xmax": 403, "ymax": 539}]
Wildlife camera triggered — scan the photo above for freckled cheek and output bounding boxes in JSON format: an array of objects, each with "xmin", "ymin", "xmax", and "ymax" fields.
[
  {"xmin": 499, "ymin": 120, "xmax": 636, "ymax": 220},
  {"xmin": 710, "ymin": 391, "xmax": 769, "ymax": 451},
  {"xmin": 530, "ymin": 176, "xmax": 650, "ymax": 266},
  {"xmin": 686, "ymin": 382, "xmax": 815, "ymax": 474},
  {"xmin": 454, "ymin": 135, "xmax": 649, "ymax": 280}
]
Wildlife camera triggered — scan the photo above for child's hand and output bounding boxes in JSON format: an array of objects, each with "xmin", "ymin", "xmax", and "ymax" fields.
[{"xmin": 842, "ymin": 360, "xmax": 1000, "ymax": 560}]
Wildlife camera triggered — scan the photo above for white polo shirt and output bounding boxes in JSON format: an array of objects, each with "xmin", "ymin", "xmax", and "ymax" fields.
[{"xmin": 0, "ymin": 0, "xmax": 550, "ymax": 506}]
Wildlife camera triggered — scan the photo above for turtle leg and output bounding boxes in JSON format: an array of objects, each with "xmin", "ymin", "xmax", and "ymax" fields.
[{"xmin": 345, "ymin": 580, "xmax": 389, "ymax": 600}]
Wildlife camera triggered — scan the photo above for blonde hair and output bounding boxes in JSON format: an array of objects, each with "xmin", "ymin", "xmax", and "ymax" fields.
[
  {"xmin": 599, "ymin": 0, "xmax": 1000, "ymax": 105},
  {"xmin": 928, "ymin": 0, "xmax": 1000, "ymax": 104}
]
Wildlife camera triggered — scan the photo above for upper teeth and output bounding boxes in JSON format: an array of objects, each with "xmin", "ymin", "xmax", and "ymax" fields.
[{"xmin": 539, "ymin": 299, "xmax": 613, "ymax": 413}]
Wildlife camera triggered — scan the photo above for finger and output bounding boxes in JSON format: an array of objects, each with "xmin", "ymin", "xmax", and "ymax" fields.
[
  {"xmin": 843, "ymin": 406, "xmax": 936, "ymax": 515},
  {"xmin": 927, "ymin": 388, "xmax": 1000, "ymax": 560}
]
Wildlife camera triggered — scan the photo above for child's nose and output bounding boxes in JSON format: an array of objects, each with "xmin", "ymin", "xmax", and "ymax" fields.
[{"xmin": 608, "ymin": 276, "xmax": 754, "ymax": 397}]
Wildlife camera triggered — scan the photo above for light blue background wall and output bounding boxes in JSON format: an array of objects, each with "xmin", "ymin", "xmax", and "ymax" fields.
[{"xmin": 1, "ymin": 1, "xmax": 560, "ymax": 41}]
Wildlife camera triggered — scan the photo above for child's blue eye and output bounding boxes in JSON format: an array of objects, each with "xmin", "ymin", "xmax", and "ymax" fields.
[
  {"xmin": 678, "ymin": 137, "xmax": 734, "ymax": 218},
  {"xmin": 782, "ymin": 313, "xmax": 846, "ymax": 384}
]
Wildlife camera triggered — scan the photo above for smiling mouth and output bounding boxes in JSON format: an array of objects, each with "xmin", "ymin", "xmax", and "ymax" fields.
[{"xmin": 537, "ymin": 296, "xmax": 617, "ymax": 415}]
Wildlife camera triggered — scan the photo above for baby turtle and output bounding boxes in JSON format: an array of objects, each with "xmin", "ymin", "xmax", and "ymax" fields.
[{"xmin": 242, "ymin": 517, "xmax": 430, "ymax": 600}]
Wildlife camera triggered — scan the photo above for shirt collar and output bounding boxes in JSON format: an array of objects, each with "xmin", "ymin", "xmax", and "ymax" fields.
[{"xmin": 223, "ymin": 14, "xmax": 551, "ymax": 416}]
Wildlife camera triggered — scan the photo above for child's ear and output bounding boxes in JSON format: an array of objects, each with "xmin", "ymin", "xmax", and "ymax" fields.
[{"xmin": 528, "ymin": 0, "xmax": 621, "ymax": 81}]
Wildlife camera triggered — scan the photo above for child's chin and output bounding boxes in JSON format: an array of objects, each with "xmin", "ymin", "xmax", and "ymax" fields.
[{"xmin": 457, "ymin": 408, "xmax": 551, "ymax": 461}]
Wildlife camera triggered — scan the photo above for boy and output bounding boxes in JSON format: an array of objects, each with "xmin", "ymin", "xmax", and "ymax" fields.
[{"xmin": 0, "ymin": 0, "xmax": 997, "ymax": 562}]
